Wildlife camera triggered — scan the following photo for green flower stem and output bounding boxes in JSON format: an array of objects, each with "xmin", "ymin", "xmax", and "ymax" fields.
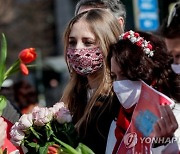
[
  {"xmin": 45, "ymin": 122, "xmax": 54, "ymax": 141},
  {"xmin": 0, "ymin": 95, "xmax": 7, "ymax": 116},
  {"xmin": 46, "ymin": 122, "xmax": 52, "ymax": 129},
  {"xmin": 3, "ymin": 60, "xmax": 20, "ymax": 80},
  {"xmin": 29, "ymin": 126, "xmax": 42, "ymax": 141},
  {"xmin": 26, "ymin": 64, "xmax": 36, "ymax": 68},
  {"xmin": 53, "ymin": 137, "xmax": 79, "ymax": 154}
]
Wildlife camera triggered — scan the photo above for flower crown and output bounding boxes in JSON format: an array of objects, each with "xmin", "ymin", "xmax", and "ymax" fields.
[{"xmin": 119, "ymin": 30, "xmax": 154, "ymax": 57}]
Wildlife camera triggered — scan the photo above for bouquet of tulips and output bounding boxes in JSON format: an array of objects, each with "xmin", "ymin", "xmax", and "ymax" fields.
[{"xmin": 10, "ymin": 102, "xmax": 95, "ymax": 154}]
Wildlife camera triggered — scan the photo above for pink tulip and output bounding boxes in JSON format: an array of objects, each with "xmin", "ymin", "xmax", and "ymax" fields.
[
  {"xmin": 55, "ymin": 108, "xmax": 72, "ymax": 124},
  {"xmin": 32, "ymin": 106, "xmax": 53, "ymax": 126},
  {"xmin": 49, "ymin": 102, "xmax": 65, "ymax": 115}
]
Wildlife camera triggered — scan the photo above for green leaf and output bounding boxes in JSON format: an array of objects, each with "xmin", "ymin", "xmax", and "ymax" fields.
[
  {"xmin": 0, "ymin": 33, "xmax": 7, "ymax": 87},
  {"xmin": 0, "ymin": 34, "xmax": 7, "ymax": 62},
  {"xmin": 45, "ymin": 123, "xmax": 54, "ymax": 141},
  {"xmin": 39, "ymin": 142, "xmax": 54, "ymax": 154},
  {"xmin": 28, "ymin": 142, "xmax": 40, "ymax": 152},
  {"xmin": 0, "ymin": 95, "xmax": 7, "ymax": 116},
  {"xmin": 28, "ymin": 142, "xmax": 39, "ymax": 148},
  {"xmin": 39, "ymin": 145, "xmax": 47, "ymax": 154},
  {"xmin": 30, "ymin": 127, "xmax": 41, "ymax": 140},
  {"xmin": 3, "ymin": 60, "xmax": 20, "ymax": 80},
  {"xmin": 53, "ymin": 137, "xmax": 78, "ymax": 154},
  {"xmin": 76, "ymin": 143, "xmax": 95, "ymax": 154}
]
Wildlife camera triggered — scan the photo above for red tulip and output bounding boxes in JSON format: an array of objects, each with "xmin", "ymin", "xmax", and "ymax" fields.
[
  {"xmin": 19, "ymin": 48, "xmax": 37, "ymax": 64},
  {"xmin": 48, "ymin": 144, "xmax": 59, "ymax": 154},
  {"xmin": 20, "ymin": 63, "xmax": 29, "ymax": 75}
]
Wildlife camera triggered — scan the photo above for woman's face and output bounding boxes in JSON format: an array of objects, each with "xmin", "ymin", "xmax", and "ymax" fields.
[
  {"xmin": 165, "ymin": 37, "xmax": 180, "ymax": 64},
  {"xmin": 68, "ymin": 19, "xmax": 98, "ymax": 49},
  {"xmin": 66, "ymin": 19, "xmax": 104, "ymax": 77},
  {"xmin": 111, "ymin": 56, "xmax": 127, "ymax": 80}
]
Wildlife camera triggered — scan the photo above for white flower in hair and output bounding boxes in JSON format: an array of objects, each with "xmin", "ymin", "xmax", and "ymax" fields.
[
  {"xmin": 118, "ymin": 30, "xmax": 155, "ymax": 58},
  {"xmin": 119, "ymin": 34, "xmax": 124, "ymax": 40},
  {"xmin": 137, "ymin": 37, "xmax": 142, "ymax": 41},
  {"xmin": 149, "ymin": 51, "xmax": 154, "ymax": 57},
  {"xmin": 130, "ymin": 37, "xmax": 137, "ymax": 43},
  {"xmin": 144, "ymin": 40, "xmax": 149, "ymax": 47},
  {"xmin": 129, "ymin": 30, "xmax": 134, "ymax": 35},
  {"xmin": 144, "ymin": 48, "xmax": 150, "ymax": 54}
]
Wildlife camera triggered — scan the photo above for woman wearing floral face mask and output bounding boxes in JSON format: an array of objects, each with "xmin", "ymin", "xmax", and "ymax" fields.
[
  {"xmin": 61, "ymin": 9, "xmax": 123, "ymax": 154},
  {"xmin": 107, "ymin": 30, "xmax": 179, "ymax": 153}
]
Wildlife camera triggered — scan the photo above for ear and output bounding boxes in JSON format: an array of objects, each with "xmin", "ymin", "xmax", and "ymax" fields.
[{"xmin": 117, "ymin": 17, "xmax": 125, "ymax": 30}]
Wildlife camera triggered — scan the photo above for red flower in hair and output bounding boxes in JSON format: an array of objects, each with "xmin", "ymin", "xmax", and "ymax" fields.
[
  {"xmin": 134, "ymin": 33, "xmax": 140, "ymax": 37},
  {"xmin": 119, "ymin": 30, "xmax": 155, "ymax": 57},
  {"xmin": 147, "ymin": 44, "xmax": 152, "ymax": 50},
  {"xmin": 123, "ymin": 32, "xmax": 130, "ymax": 39},
  {"xmin": 136, "ymin": 40, "xmax": 143, "ymax": 46}
]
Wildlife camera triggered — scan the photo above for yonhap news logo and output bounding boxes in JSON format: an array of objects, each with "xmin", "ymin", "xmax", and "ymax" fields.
[
  {"xmin": 124, "ymin": 132, "xmax": 179, "ymax": 148},
  {"xmin": 123, "ymin": 132, "xmax": 138, "ymax": 148}
]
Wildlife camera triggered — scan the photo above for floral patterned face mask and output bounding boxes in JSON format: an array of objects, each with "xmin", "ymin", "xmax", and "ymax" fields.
[{"xmin": 67, "ymin": 47, "xmax": 104, "ymax": 75}]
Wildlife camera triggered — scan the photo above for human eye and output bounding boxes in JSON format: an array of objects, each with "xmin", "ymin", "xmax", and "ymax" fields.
[
  {"xmin": 84, "ymin": 39, "xmax": 96, "ymax": 47},
  {"xmin": 175, "ymin": 53, "xmax": 180, "ymax": 58},
  {"xmin": 68, "ymin": 39, "xmax": 76, "ymax": 47}
]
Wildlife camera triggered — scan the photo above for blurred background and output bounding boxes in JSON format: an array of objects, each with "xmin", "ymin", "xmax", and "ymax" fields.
[{"xmin": 0, "ymin": 0, "xmax": 178, "ymax": 108}]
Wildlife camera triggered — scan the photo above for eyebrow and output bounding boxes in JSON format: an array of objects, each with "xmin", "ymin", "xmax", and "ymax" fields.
[
  {"xmin": 69, "ymin": 37, "xmax": 75, "ymax": 39},
  {"xmin": 169, "ymin": 49, "xmax": 180, "ymax": 54},
  {"xmin": 69, "ymin": 36, "xmax": 95, "ymax": 40}
]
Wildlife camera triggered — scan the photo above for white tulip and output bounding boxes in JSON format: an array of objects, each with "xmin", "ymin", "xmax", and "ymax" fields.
[
  {"xmin": 50, "ymin": 102, "xmax": 65, "ymax": 114},
  {"xmin": 18, "ymin": 113, "xmax": 33, "ymax": 130},
  {"xmin": 10, "ymin": 128, "xmax": 25, "ymax": 145}
]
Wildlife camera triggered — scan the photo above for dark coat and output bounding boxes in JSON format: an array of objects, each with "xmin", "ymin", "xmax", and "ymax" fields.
[{"xmin": 78, "ymin": 95, "xmax": 120, "ymax": 154}]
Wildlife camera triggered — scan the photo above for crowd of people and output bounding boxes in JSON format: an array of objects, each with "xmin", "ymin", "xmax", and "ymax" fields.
[{"xmin": 0, "ymin": 0, "xmax": 180, "ymax": 154}]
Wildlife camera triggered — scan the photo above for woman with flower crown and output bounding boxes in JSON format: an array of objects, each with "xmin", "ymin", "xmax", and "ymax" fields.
[{"xmin": 107, "ymin": 30, "xmax": 179, "ymax": 153}]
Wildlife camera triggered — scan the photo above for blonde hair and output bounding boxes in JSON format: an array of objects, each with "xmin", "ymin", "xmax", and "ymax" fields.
[{"xmin": 61, "ymin": 9, "xmax": 123, "ymax": 134}]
